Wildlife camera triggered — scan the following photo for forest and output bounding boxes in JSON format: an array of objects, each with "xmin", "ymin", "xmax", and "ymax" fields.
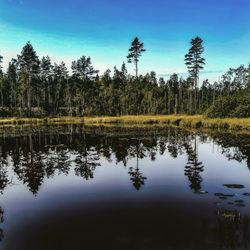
[{"xmin": 0, "ymin": 37, "xmax": 249, "ymax": 118}]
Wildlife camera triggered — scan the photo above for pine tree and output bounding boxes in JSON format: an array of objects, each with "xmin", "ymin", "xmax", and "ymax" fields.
[
  {"xmin": 248, "ymin": 63, "xmax": 250, "ymax": 88},
  {"xmin": 71, "ymin": 56, "xmax": 98, "ymax": 115},
  {"xmin": 18, "ymin": 42, "xmax": 40, "ymax": 115},
  {"xmin": 185, "ymin": 37, "xmax": 205, "ymax": 113},
  {"xmin": 121, "ymin": 62, "xmax": 127, "ymax": 80},
  {"xmin": 0, "ymin": 54, "xmax": 3, "ymax": 74},
  {"xmin": 52, "ymin": 62, "xmax": 68, "ymax": 114},
  {"xmin": 7, "ymin": 59, "xmax": 18, "ymax": 108},
  {"xmin": 40, "ymin": 56, "xmax": 52, "ymax": 112},
  {"xmin": 127, "ymin": 37, "xmax": 146, "ymax": 78},
  {"xmin": 0, "ymin": 54, "xmax": 3, "ymax": 107}
]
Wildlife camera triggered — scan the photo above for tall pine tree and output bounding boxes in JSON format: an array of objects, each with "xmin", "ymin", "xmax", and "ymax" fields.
[
  {"xmin": 0, "ymin": 54, "xmax": 3, "ymax": 74},
  {"xmin": 127, "ymin": 37, "xmax": 146, "ymax": 78},
  {"xmin": 185, "ymin": 37, "xmax": 205, "ymax": 113}
]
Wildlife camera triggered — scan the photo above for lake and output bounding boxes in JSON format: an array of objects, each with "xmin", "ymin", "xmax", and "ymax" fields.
[{"xmin": 0, "ymin": 125, "xmax": 250, "ymax": 250}]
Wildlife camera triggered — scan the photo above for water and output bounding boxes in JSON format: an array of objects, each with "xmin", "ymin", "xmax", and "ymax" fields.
[{"xmin": 0, "ymin": 125, "xmax": 250, "ymax": 250}]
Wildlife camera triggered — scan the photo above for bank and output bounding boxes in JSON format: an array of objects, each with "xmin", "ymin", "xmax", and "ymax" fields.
[{"xmin": 0, "ymin": 115, "xmax": 250, "ymax": 131}]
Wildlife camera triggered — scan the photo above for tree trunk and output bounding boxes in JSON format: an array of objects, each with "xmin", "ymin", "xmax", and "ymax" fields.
[
  {"xmin": 0, "ymin": 90, "xmax": 3, "ymax": 107},
  {"xmin": 27, "ymin": 75, "xmax": 31, "ymax": 116},
  {"xmin": 175, "ymin": 94, "xmax": 178, "ymax": 115},
  {"xmin": 194, "ymin": 77, "xmax": 197, "ymax": 114},
  {"xmin": 135, "ymin": 61, "xmax": 138, "ymax": 78},
  {"xmin": 168, "ymin": 89, "xmax": 171, "ymax": 114}
]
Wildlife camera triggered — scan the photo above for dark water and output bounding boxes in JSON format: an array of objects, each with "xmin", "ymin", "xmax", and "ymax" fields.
[{"xmin": 0, "ymin": 125, "xmax": 250, "ymax": 250}]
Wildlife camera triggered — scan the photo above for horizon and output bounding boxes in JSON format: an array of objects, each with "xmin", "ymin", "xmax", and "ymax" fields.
[{"xmin": 0, "ymin": 0, "xmax": 250, "ymax": 83}]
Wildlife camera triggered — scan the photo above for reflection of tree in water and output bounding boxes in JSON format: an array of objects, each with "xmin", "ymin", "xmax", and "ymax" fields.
[
  {"xmin": 75, "ymin": 148, "xmax": 100, "ymax": 180},
  {"xmin": 0, "ymin": 145, "xmax": 9, "ymax": 194},
  {"xmin": 128, "ymin": 166, "xmax": 147, "ymax": 191},
  {"xmin": 144, "ymin": 138, "xmax": 157, "ymax": 161},
  {"xmin": 10, "ymin": 136, "xmax": 72, "ymax": 195},
  {"xmin": 20, "ymin": 153, "xmax": 46, "ymax": 195},
  {"xmin": 0, "ymin": 126, "xmax": 249, "ymax": 196},
  {"xmin": 11, "ymin": 135, "xmax": 45, "ymax": 195},
  {"xmin": 184, "ymin": 136, "xmax": 204, "ymax": 193},
  {"xmin": 111, "ymin": 138, "xmax": 130, "ymax": 166},
  {"xmin": 159, "ymin": 137, "xmax": 167, "ymax": 155},
  {"xmin": 44, "ymin": 145, "xmax": 72, "ymax": 178},
  {"xmin": 74, "ymin": 129, "xmax": 100, "ymax": 180},
  {"xmin": 167, "ymin": 128, "xmax": 185, "ymax": 159},
  {"xmin": 128, "ymin": 140, "xmax": 147, "ymax": 190},
  {"xmin": 0, "ymin": 207, "xmax": 4, "ymax": 241},
  {"xmin": 8, "ymin": 135, "xmax": 45, "ymax": 194},
  {"xmin": 53, "ymin": 147, "xmax": 71, "ymax": 175},
  {"xmin": 167, "ymin": 144, "xmax": 178, "ymax": 158},
  {"xmin": 213, "ymin": 133, "xmax": 250, "ymax": 169},
  {"xmin": 0, "ymin": 165, "xmax": 8, "ymax": 195}
]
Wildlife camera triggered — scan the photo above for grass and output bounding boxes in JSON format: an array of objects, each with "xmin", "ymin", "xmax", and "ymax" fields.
[
  {"xmin": 0, "ymin": 115, "xmax": 249, "ymax": 131},
  {"xmin": 0, "ymin": 117, "xmax": 84, "ymax": 126},
  {"xmin": 83, "ymin": 115, "xmax": 250, "ymax": 131}
]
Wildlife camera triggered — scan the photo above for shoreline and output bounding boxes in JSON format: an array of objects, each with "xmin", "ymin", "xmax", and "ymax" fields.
[{"xmin": 0, "ymin": 115, "xmax": 249, "ymax": 131}]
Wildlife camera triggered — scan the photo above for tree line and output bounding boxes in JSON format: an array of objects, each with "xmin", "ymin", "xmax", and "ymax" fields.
[{"xmin": 0, "ymin": 37, "xmax": 249, "ymax": 117}]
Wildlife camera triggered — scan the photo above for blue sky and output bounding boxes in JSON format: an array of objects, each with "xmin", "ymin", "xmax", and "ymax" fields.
[{"xmin": 0, "ymin": 0, "xmax": 250, "ymax": 82}]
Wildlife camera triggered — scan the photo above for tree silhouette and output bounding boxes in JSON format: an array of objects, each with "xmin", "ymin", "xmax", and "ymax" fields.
[
  {"xmin": 74, "ymin": 130, "xmax": 100, "ymax": 180},
  {"xmin": 0, "ymin": 155, "xmax": 8, "ymax": 194},
  {"xmin": 184, "ymin": 137, "xmax": 204, "ymax": 193},
  {"xmin": 127, "ymin": 37, "xmax": 146, "ymax": 78},
  {"xmin": 71, "ymin": 56, "xmax": 99, "ymax": 115},
  {"xmin": 0, "ymin": 54, "xmax": 3, "ymax": 74},
  {"xmin": 18, "ymin": 41, "xmax": 40, "ymax": 115},
  {"xmin": 75, "ymin": 149, "xmax": 100, "ymax": 180},
  {"xmin": 0, "ymin": 40, "xmax": 249, "ymax": 117},
  {"xmin": 0, "ymin": 125, "xmax": 249, "ymax": 198},
  {"xmin": 185, "ymin": 37, "xmax": 205, "ymax": 113},
  {"xmin": 128, "ymin": 140, "xmax": 147, "ymax": 190}
]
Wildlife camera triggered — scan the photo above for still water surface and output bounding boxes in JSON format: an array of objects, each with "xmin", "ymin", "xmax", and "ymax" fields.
[{"xmin": 0, "ymin": 125, "xmax": 250, "ymax": 249}]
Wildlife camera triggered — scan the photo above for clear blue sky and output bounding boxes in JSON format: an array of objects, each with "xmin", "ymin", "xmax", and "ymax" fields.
[{"xmin": 0, "ymin": 0, "xmax": 250, "ymax": 82}]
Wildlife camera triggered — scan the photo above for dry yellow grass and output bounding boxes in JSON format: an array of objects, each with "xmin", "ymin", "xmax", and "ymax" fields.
[
  {"xmin": 0, "ymin": 115, "xmax": 249, "ymax": 131},
  {"xmin": 83, "ymin": 115, "xmax": 250, "ymax": 130}
]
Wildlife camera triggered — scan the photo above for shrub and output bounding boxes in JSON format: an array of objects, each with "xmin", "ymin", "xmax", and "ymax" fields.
[
  {"xmin": 232, "ymin": 104, "xmax": 250, "ymax": 118},
  {"xmin": 206, "ymin": 97, "xmax": 236, "ymax": 118},
  {"xmin": 206, "ymin": 93, "xmax": 250, "ymax": 118},
  {"xmin": 0, "ymin": 108, "xmax": 12, "ymax": 117},
  {"xmin": 29, "ymin": 108, "xmax": 46, "ymax": 118}
]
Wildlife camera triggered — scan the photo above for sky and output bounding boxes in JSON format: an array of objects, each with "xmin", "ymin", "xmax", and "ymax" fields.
[{"xmin": 0, "ymin": 0, "xmax": 250, "ymax": 82}]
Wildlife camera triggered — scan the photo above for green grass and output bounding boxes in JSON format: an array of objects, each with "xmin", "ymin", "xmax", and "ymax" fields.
[{"xmin": 0, "ymin": 115, "xmax": 249, "ymax": 131}]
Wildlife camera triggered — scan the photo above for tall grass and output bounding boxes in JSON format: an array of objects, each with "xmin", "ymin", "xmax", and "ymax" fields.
[
  {"xmin": 83, "ymin": 115, "xmax": 250, "ymax": 130},
  {"xmin": 0, "ymin": 115, "xmax": 249, "ymax": 131}
]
